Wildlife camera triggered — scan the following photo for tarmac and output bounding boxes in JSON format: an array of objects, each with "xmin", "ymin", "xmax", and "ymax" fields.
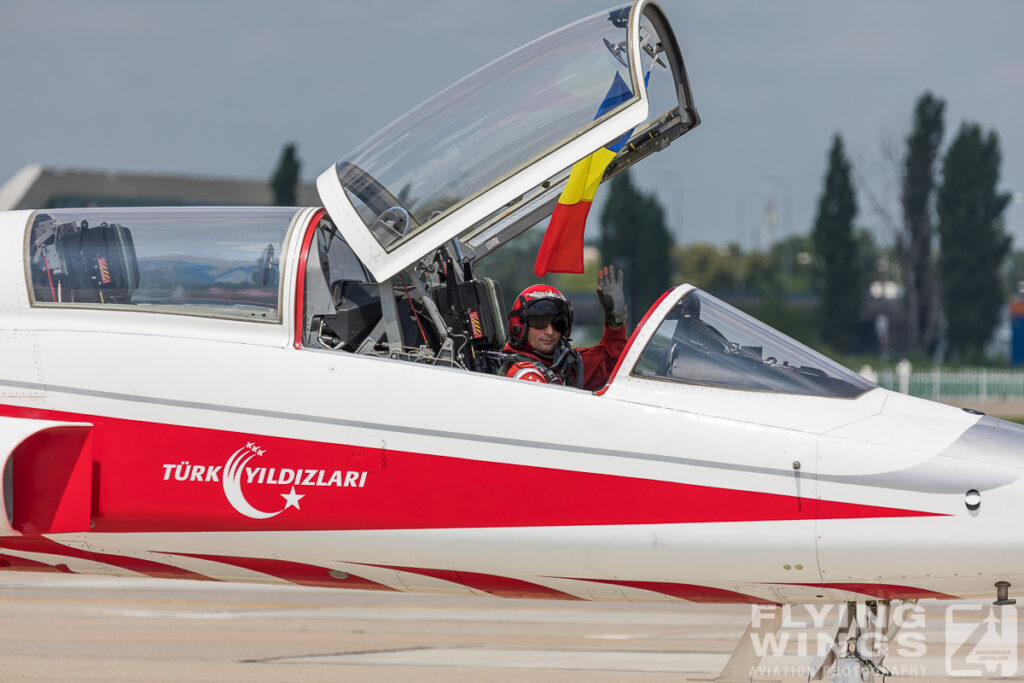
[{"xmin": 0, "ymin": 571, "xmax": 1020, "ymax": 682}]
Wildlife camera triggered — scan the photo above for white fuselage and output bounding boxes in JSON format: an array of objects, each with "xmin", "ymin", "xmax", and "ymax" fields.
[{"xmin": 0, "ymin": 208, "xmax": 1021, "ymax": 605}]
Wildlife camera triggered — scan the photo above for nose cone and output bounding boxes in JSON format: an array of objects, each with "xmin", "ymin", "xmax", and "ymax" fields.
[
  {"xmin": 945, "ymin": 415, "xmax": 1024, "ymax": 474},
  {"xmin": 906, "ymin": 414, "xmax": 1024, "ymax": 496},
  {"xmin": 820, "ymin": 414, "xmax": 1024, "ymax": 495}
]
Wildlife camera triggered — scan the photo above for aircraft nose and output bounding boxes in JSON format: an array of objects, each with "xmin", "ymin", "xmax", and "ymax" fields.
[
  {"xmin": 946, "ymin": 415, "xmax": 1024, "ymax": 465},
  {"xmin": 939, "ymin": 415, "xmax": 1024, "ymax": 490}
]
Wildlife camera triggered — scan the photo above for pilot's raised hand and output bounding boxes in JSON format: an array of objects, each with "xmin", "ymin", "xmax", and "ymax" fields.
[{"xmin": 597, "ymin": 265, "xmax": 627, "ymax": 327}]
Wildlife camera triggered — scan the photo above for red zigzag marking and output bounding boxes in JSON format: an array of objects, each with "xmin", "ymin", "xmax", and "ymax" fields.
[
  {"xmin": 784, "ymin": 582, "xmax": 956, "ymax": 600},
  {"xmin": 360, "ymin": 563, "xmax": 582, "ymax": 600},
  {"xmin": 170, "ymin": 553, "xmax": 396, "ymax": 591},
  {"xmin": 567, "ymin": 577, "xmax": 775, "ymax": 604},
  {"xmin": 0, "ymin": 537, "xmax": 216, "ymax": 581}
]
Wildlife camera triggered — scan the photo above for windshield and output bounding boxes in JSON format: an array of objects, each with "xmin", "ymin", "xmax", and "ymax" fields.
[
  {"xmin": 27, "ymin": 207, "xmax": 298, "ymax": 322},
  {"xmin": 633, "ymin": 290, "xmax": 874, "ymax": 398},
  {"xmin": 334, "ymin": 5, "xmax": 643, "ymax": 251}
]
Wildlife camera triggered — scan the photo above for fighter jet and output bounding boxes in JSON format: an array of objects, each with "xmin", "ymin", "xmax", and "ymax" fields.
[{"xmin": 1, "ymin": 3, "xmax": 1020, "ymax": 681}]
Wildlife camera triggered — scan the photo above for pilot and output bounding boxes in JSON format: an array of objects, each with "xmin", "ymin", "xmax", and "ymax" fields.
[{"xmin": 502, "ymin": 266, "xmax": 628, "ymax": 390}]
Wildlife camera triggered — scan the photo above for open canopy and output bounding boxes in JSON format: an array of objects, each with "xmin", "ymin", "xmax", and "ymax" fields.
[{"xmin": 318, "ymin": 1, "xmax": 698, "ymax": 281}]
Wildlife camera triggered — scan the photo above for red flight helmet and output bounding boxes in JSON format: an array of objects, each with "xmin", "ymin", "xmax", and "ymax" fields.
[{"xmin": 508, "ymin": 284, "xmax": 574, "ymax": 348}]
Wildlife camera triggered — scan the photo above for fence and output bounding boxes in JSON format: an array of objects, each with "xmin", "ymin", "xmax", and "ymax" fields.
[{"xmin": 873, "ymin": 366, "xmax": 1024, "ymax": 403}]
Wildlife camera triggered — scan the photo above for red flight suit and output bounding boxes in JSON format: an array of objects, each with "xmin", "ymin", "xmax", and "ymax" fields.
[{"xmin": 503, "ymin": 324, "xmax": 627, "ymax": 391}]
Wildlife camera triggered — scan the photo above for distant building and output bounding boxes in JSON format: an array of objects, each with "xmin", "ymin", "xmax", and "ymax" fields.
[{"xmin": 0, "ymin": 165, "xmax": 320, "ymax": 211}]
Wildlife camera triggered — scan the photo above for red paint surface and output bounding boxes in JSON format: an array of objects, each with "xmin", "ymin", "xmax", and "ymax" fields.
[
  {"xmin": 293, "ymin": 208, "xmax": 326, "ymax": 350},
  {"xmin": 0, "ymin": 405, "xmax": 945, "ymax": 534},
  {"xmin": 10, "ymin": 426, "xmax": 93, "ymax": 534}
]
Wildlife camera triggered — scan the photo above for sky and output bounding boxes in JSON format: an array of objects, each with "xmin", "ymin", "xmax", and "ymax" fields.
[{"xmin": 2, "ymin": 1, "xmax": 1023, "ymax": 250}]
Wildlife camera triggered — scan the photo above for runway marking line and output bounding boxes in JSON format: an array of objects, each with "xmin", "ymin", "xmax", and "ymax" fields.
[
  {"xmin": 246, "ymin": 645, "xmax": 730, "ymax": 674},
  {"xmin": 243, "ymin": 646, "xmax": 443, "ymax": 663}
]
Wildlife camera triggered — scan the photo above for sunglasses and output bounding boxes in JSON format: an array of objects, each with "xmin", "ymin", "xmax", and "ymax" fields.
[{"xmin": 526, "ymin": 314, "xmax": 569, "ymax": 333}]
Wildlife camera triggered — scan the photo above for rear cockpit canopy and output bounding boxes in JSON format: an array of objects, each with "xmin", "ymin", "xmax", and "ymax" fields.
[{"xmin": 27, "ymin": 207, "xmax": 298, "ymax": 322}]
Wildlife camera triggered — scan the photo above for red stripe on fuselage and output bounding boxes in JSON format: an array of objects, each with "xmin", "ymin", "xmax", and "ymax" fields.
[{"xmin": 0, "ymin": 405, "xmax": 945, "ymax": 533}]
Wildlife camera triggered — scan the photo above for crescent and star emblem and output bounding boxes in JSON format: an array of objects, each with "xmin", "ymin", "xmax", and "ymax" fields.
[{"xmin": 222, "ymin": 443, "xmax": 304, "ymax": 519}]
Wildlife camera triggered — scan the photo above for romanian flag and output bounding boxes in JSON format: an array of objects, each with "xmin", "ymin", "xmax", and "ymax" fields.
[{"xmin": 534, "ymin": 71, "xmax": 634, "ymax": 276}]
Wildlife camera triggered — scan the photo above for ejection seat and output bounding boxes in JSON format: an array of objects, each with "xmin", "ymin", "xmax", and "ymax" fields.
[{"xmin": 29, "ymin": 213, "xmax": 139, "ymax": 305}]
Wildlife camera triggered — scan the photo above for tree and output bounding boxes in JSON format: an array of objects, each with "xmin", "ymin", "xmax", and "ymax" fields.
[
  {"xmin": 599, "ymin": 170, "xmax": 674, "ymax": 323},
  {"xmin": 811, "ymin": 134, "xmax": 862, "ymax": 352},
  {"xmin": 673, "ymin": 235, "xmax": 817, "ymax": 298},
  {"xmin": 672, "ymin": 242, "xmax": 743, "ymax": 294},
  {"xmin": 765, "ymin": 234, "xmax": 816, "ymax": 294},
  {"xmin": 270, "ymin": 143, "xmax": 301, "ymax": 206},
  {"xmin": 900, "ymin": 92, "xmax": 945, "ymax": 355},
  {"xmin": 937, "ymin": 123, "xmax": 1012, "ymax": 360},
  {"xmin": 1005, "ymin": 248, "xmax": 1024, "ymax": 298}
]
